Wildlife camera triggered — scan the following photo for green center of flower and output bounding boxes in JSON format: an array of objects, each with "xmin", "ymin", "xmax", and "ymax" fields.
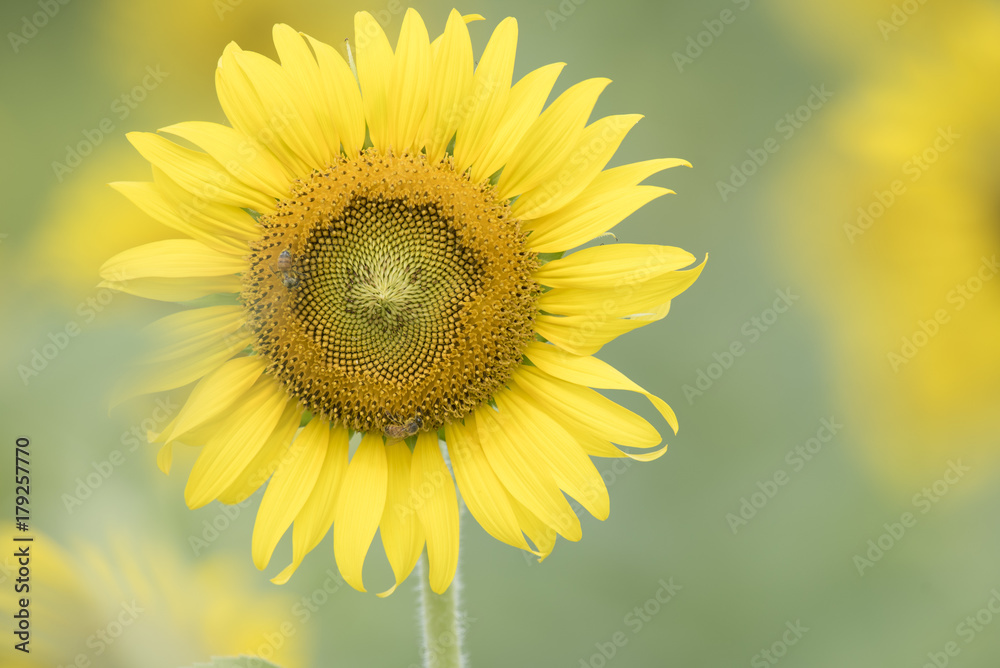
[{"xmin": 242, "ymin": 151, "xmax": 539, "ymax": 436}]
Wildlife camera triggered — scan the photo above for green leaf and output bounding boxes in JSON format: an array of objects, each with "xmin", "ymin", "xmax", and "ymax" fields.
[{"xmin": 184, "ymin": 656, "xmax": 283, "ymax": 668}]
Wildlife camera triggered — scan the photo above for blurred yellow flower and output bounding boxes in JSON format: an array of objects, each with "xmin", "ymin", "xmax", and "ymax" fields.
[
  {"xmin": 772, "ymin": 0, "xmax": 1000, "ymax": 487},
  {"xmin": 102, "ymin": 8, "xmax": 703, "ymax": 596},
  {"xmin": 1, "ymin": 528, "xmax": 307, "ymax": 668}
]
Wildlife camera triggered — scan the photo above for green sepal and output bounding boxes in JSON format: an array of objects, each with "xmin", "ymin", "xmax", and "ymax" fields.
[
  {"xmin": 537, "ymin": 251, "xmax": 564, "ymax": 264},
  {"xmin": 242, "ymin": 208, "xmax": 263, "ymax": 223}
]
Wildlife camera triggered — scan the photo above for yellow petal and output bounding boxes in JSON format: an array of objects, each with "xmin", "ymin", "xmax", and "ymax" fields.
[
  {"xmin": 157, "ymin": 355, "xmax": 266, "ymax": 445},
  {"xmin": 525, "ymin": 341, "xmax": 680, "ymax": 433},
  {"xmin": 534, "ymin": 243, "xmax": 696, "ymax": 289},
  {"xmin": 184, "ymin": 376, "xmax": 289, "ymax": 509},
  {"xmin": 303, "ymin": 33, "xmax": 366, "ymax": 158},
  {"xmin": 334, "ymin": 431, "xmax": 388, "ymax": 592},
  {"xmin": 526, "ymin": 185, "xmax": 671, "ymax": 253},
  {"xmin": 100, "ymin": 240, "xmax": 245, "ymax": 283},
  {"xmin": 159, "ymin": 121, "xmax": 291, "ymax": 200},
  {"xmin": 98, "ymin": 275, "xmax": 242, "ymax": 303},
  {"xmin": 471, "ymin": 62, "xmax": 565, "ymax": 183},
  {"xmin": 110, "ymin": 181, "xmax": 250, "ymax": 255},
  {"xmin": 387, "ymin": 9, "xmax": 431, "ymax": 154},
  {"xmin": 518, "ymin": 380, "xmax": 667, "ymax": 462},
  {"xmin": 136, "ymin": 305, "xmax": 246, "ymax": 365},
  {"xmin": 445, "ymin": 414, "xmax": 533, "ymax": 552},
  {"xmin": 513, "ymin": 365, "xmax": 662, "ymax": 448},
  {"xmin": 377, "ymin": 441, "xmax": 426, "ymax": 597},
  {"xmin": 216, "ymin": 42, "xmax": 310, "ymax": 176},
  {"xmin": 233, "ymin": 49, "xmax": 329, "ymax": 170},
  {"xmin": 564, "ymin": 426, "xmax": 669, "ymax": 462},
  {"xmin": 252, "ymin": 418, "xmax": 330, "ymax": 570},
  {"xmin": 111, "ymin": 307, "xmax": 249, "ymax": 406},
  {"xmin": 127, "ymin": 131, "xmax": 273, "ymax": 211},
  {"xmin": 431, "ymin": 10, "xmax": 484, "ymax": 54},
  {"xmin": 272, "ymin": 24, "xmax": 341, "ymax": 164},
  {"xmin": 411, "ymin": 431, "xmax": 460, "ymax": 594},
  {"xmin": 272, "ymin": 425, "xmax": 350, "ymax": 585},
  {"xmin": 423, "ymin": 9, "xmax": 474, "ymax": 163},
  {"xmin": 513, "ymin": 114, "xmax": 642, "ymax": 220},
  {"xmin": 217, "ymin": 400, "xmax": 303, "ymax": 505},
  {"xmin": 475, "ymin": 402, "xmax": 582, "ymax": 541},
  {"xmin": 153, "ymin": 166, "xmax": 263, "ymax": 235},
  {"xmin": 452, "ymin": 17, "xmax": 517, "ymax": 172},
  {"xmin": 534, "ymin": 304, "xmax": 670, "ymax": 356},
  {"xmin": 509, "ymin": 496, "xmax": 557, "ymax": 561},
  {"xmin": 523, "ymin": 158, "xmax": 689, "ymax": 252},
  {"xmin": 495, "ymin": 388, "xmax": 609, "ymax": 521},
  {"xmin": 538, "ymin": 256, "xmax": 706, "ymax": 317},
  {"xmin": 354, "ymin": 11, "xmax": 394, "ymax": 153},
  {"xmin": 496, "ymin": 78, "xmax": 610, "ymax": 199},
  {"xmin": 591, "ymin": 157, "xmax": 691, "ymax": 191},
  {"xmin": 156, "ymin": 442, "xmax": 174, "ymax": 474}
]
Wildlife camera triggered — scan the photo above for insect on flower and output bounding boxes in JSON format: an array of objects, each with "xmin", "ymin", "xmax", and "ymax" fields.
[
  {"xmin": 383, "ymin": 413, "xmax": 423, "ymax": 441},
  {"xmin": 274, "ymin": 248, "xmax": 301, "ymax": 289}
]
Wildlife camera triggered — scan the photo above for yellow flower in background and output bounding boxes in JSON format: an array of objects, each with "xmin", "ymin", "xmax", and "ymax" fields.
[
  {"xmin": 1, "ymin": 528, "xmax": 307, "ymax": 668},
  {"xmin": 102, "ymin": 8, "xmax": 703, "ymax": 596},
  {"xmin": 772, "ymin": 0, "xmax": 1000, "ymax": 487}
]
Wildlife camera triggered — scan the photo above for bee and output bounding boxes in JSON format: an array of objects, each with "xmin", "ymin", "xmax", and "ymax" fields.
[
  {"xmin": 384, "ymin": 413, "xmax": 423, "ymax": 441},
  {"xmin": 273, "ymin": 249, "xmax": 301, "ymax": 289}
]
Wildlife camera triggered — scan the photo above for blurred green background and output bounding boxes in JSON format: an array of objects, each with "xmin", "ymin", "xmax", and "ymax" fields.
[{"xmin": 3, "ymin": 0, "xmax": 999, "ymax": 666}]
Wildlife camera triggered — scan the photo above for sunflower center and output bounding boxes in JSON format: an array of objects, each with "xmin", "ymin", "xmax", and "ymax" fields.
[{"xmin": 243, "ymin": 150, "xmax": 539, "ymax": 435}]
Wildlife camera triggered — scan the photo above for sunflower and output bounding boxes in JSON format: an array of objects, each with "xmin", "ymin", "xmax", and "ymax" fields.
[
  {"xmin": 1, "ymin": 527, "xmax": 308, "ymax": 668},
  {"xmin": 101, "ymin": 8, "xmax": 703, "ymax": 596},
  {"xmin": 771, "ymin": 0, "xmax": 1000, "ymax": 487}
]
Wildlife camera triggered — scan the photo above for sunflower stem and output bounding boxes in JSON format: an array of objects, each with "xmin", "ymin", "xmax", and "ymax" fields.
[{"xmin": 418, "ymin": 553, "xmax": 465, "ymax": 668}]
